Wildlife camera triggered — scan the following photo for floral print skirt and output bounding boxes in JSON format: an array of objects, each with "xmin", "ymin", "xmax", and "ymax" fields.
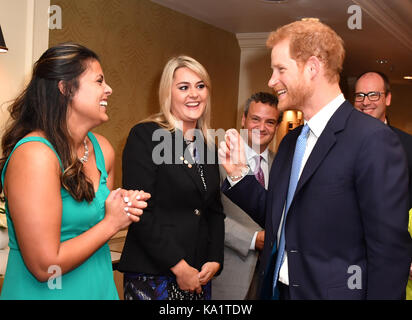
[{"xmin": 123, "ymin": 273, "xmax": 211, "ymax": 300}]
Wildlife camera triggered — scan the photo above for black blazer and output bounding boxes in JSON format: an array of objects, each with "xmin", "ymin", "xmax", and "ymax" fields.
[
  {"xmin": 390, "ymin": 125, "xmax": 412, "ymax": 208},
  {"xmin": 118, "ymin": 122, "xmax": 225, "ymax": 276},
  {"xmin": 223, "ymin": 101, "xmax": 412, "ymax": 299}
]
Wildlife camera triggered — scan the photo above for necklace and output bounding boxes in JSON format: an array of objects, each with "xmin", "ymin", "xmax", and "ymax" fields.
[
  {"xmin": 79, "ymin": 139, "xmax": 89, "ymax": 163},
  {"xmin": 197, "ymin": 163, "xmax": 207, "ymax": 191}
]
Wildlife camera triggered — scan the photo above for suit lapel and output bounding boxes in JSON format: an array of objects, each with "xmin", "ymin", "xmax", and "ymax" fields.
[
  {"xmin": 294, "ymin": 101, "xmax": 353, "ymax": 196},
  {"xmin": 268, "ymin": 150, "xmax": 275, "ymax": 170},
  {"xmin": 174, "ymin": 130, "xmax": 208, "ymax": 198},
  {"xmin": 182, "ymin": 152, "xmax": 205, "ymax": 191},
  {"xmin": 271, "ymin": 101, "xmax": 352, "ymax": 235}
]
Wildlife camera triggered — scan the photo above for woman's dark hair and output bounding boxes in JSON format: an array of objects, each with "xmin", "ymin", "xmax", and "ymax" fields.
[{"xmin": 0, "ymin": 42, "xmax": 100, "ymax": 202}]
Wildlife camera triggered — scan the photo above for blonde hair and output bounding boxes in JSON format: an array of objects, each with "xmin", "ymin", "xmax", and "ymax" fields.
[
  {"xmin": 142, "ymin": 55, "xmax": 213, "ymax": 145},
  {"xmin": 266, "ymin": 19, "xmax": 345, "ymax": 83}
]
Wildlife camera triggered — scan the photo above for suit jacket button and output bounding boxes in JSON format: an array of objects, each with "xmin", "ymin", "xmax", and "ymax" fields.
[{"xmin": 194, "ymin": 209, "xmax": 201, "ymax": 216}]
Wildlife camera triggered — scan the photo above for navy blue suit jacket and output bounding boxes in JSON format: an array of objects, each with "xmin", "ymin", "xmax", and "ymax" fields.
[
  {"xmin": 390, "ymin": 125, "xmax": 412, "ymax": 207},
  {"xmin": 223, "ymin": 101, "xmax": 412, "ymax": 299}
]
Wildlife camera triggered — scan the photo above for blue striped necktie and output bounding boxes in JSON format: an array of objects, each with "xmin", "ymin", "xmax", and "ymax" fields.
[{"xmin": 272, "ymin": 124, "xmax": 310, "ymax": 296}]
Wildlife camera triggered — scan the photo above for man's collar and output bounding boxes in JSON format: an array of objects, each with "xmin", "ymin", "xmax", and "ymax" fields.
[
  {"xmin": 244, "ymin": 141, "xmax": 269, "ymax": 162},
  {"xmin": 306, "ymin": 94, "xmax": 345, "ymax": 138}
]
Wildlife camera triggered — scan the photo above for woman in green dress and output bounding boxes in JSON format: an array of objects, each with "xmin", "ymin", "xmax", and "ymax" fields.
[{"xmin": 0, "ymin": 43, "xmax": 150, "ymax": 299}]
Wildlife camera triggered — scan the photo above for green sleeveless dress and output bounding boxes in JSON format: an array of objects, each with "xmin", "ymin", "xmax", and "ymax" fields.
[{"xmin": 0, "ymin": 133, "xmax": 119, "ymax": 300}]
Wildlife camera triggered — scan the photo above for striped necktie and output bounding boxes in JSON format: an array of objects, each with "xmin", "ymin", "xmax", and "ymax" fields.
[{"xmin": 254, "ymin": 155, "xmax": 265, "ymax": 187}]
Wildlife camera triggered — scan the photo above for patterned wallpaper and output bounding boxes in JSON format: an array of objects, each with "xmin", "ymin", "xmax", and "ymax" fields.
[{"xmin": 49, "ymin": 0, "xmax": 240, "ymax": 187}]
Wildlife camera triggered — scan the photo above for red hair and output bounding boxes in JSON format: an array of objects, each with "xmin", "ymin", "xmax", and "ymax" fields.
[{"xmin": 266, "ymin": 19, "xmax": 345, "ymax": 83}]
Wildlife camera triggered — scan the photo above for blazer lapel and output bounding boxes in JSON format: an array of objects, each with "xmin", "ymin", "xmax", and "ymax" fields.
[
  {"xmin": 181, "ymin": 159, "xmax": 206, "ymax": 197},
  {"xmin": 268, "ymin": 150, "xmax": 275, "ymax": 170},
  {"xmin": 174, "ymin": 130, "xmax": 207, "ymax": 198},
  {"xmin": 269, "ymin": 101, "xmax": 353, "ymax": 241},
  {"xmin": 294, "ymin": 101, "xmax": 353, "ymax": 196}
]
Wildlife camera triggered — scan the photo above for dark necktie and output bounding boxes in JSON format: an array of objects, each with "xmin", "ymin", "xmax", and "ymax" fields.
[{"xmin": 254, "ymin": 155, "xmax": 265, "ymax": 187}]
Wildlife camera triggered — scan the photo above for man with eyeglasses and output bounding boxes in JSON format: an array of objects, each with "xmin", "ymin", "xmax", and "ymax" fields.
[
  {"xmin": 354, "ymin": 71, "xmax": 412, "ymax": 207},
  {"xmin": 354, "ymin": 71, "xmax": 391, "ymax": 122},
  {"xmin": 355, "ymin": 71, "xmax": 412, "ymax": 298}
]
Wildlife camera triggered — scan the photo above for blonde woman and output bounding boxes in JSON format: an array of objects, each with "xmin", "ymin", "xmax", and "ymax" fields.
[{"xmin": 118, "ymin": 56, "xmax": 224, "ymax": 300}]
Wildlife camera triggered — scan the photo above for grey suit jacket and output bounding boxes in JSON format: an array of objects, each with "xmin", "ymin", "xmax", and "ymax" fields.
[{"xmin": 212, "ymin": 150, "xmax": 274, "ymax": 300}]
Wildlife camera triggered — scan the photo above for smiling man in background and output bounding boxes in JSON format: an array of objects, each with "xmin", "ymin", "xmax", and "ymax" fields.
[
  {"xmin": 213, "ymin": 92, "xmax": 281, "ymax": 300},
  {"xmin": 354, "ymin": 71, "xmax": 412, "ymax": 207},
  {"xmin": 355, "ymin": 71, "xmax": 412, "ymax": 295}
]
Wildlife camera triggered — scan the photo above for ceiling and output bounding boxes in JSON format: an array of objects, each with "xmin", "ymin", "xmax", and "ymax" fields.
[{"xmin": 151, "ymin": 0, "xmax": 412, "ymax": 85}]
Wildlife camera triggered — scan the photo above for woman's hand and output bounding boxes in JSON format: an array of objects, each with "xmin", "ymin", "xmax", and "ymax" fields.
[
  {"xmin": 104, "ymin": 189, "xmax": 150, "ymax": 232},
  {"xmin": 171, "ymin": 259, "xmax": 202, "ymax": 294},
  {"xmin": 198, "ymin": 262, "xmax": 220, "ymax": 285},
  {"xmin": 120, "ymin": 189, "xmax": 151, "ymax": 223}
]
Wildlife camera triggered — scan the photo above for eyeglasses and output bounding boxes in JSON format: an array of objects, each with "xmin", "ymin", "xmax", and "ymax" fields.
[{"xmin": 354, "ymin": 91, "xmax": 386, "ymax": 102}]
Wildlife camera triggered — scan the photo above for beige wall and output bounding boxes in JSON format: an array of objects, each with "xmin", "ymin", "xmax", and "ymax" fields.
[
  {"xmin": 49, "ymin": 0, "xmax": 240, "ymax": 187},
  {"xmin": 0, "ymin": 0, "xmax": 50, "ymax": 153},
  {"xmin": 237, "ymin": 46, "xmax": 272, "ymax": 126}
]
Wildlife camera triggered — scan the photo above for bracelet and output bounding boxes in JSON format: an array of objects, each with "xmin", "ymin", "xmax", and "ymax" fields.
[{"xmin": 228, "ymin": 165, "xmax": 250, "ymax": 181}]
